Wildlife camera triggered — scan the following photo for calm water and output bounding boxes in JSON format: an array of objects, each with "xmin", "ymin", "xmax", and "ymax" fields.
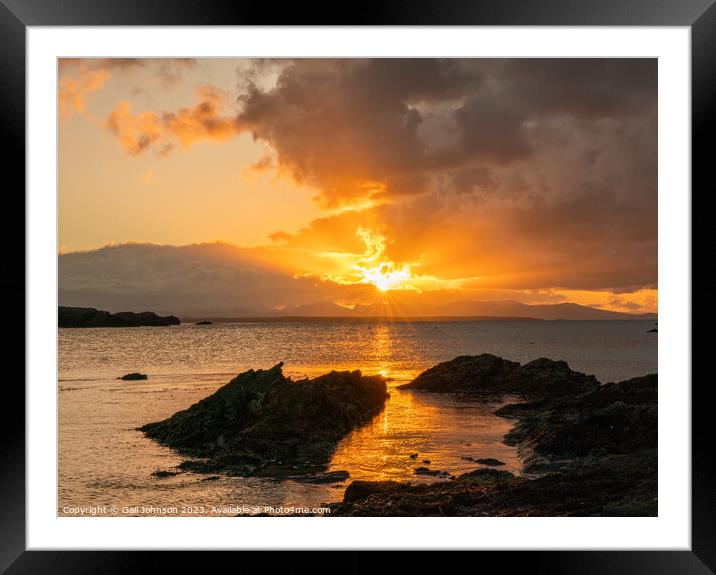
[{"xmin": 58, "ymin": 320, "xmax": 657, "ymax": 516}]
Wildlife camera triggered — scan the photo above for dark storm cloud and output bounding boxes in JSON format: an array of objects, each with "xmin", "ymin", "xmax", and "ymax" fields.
[
  {"xmin": 233, "ymin": 58, "xmax": 655, "ymax": 205},
  {"xmin": 491, "ymin": 59, "xmax": 657, "ymax": 119},
  {"xmin": 233, "ymin": 59, "xmax": 479, "ymax": 203},
  {"xmin": 105, "ymin": 58, "xmax": 656, "ymax": 208}
]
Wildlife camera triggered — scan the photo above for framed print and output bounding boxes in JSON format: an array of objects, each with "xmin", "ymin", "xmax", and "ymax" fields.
[{"xmin": 5, "ymin": 0, "xmax": 710, "ymax": 571}]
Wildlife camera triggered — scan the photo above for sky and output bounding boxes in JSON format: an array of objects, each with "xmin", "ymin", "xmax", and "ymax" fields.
[{"xmin": 58, "ymin": 58, "xmax": 658, "ymax": 315}]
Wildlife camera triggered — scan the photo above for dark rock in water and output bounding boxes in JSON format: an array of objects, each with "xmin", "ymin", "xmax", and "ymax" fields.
[
  {"xmin": 399, "ymin": 354, "xmax": 598, "ymax": 397},
  {"xmin": 459, "ymin": 468, "xmax": 514, "ymax": 483},
  {"xmin": 138, "ymin": 363, "xmax": 388, "ymax": 477},
  {"xmin": 400, "ymin": 354, "xmax": 519, "ymax": 393},
  {"xmin": 474, "ymin": 458, "xmax": 505, "ymax": 466},
  {"xmin": 647, "ymin": 328, "xmax": 657, "ymax": 333},
  {"xmin": 282, "ymin": 470, "xmax": 350, "ymax": 484},
  {"xmin": 343, "ymin": 480, "xmax": 406, "ymax": 503},
  {"xmin": 408, "ymin": 453, "xmax": 419, "ymax": 459},
  {"xmin": 119, "ymin": 372, "xmax": 148, "ymax": 381},
  {"xmin": 195, "ymin": 320, "xmax": 213, "ymax": 325},
  {"xmin": 414, "ymin": 467, "xmax": 442, "ymax": 476},
  {"xmin": 151, "ymin": 469, "xmax": 179, "ymax": 478},
  {"xmin": 422, "ymin": 459, "xmax": 431, "ymax": 464},
  {"xmin": 59, "ymin": 306, "xmax": 180, "ymax": 328},
  {"xmin": 513, "ymin": 357, "xmax": 599, "ymax": 395},
  {"xmin": 178, "ymin": 459, "xmax": 259, "ymax": 476}
]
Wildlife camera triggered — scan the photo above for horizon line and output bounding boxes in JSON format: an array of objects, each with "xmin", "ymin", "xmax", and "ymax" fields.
[{"xmin": 177, "ymin": 314, "xmax": 658, "ymax": 323}]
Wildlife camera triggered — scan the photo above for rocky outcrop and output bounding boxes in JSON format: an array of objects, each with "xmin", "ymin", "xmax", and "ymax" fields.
[
  {"xmin": 498, "ymin": 374, "xmax": 657, "ymax": 473},
  {"xmin": 139, "ymin": 363, "xmax": 388, "ymax": 477},
  {"xmin": 332, "ymin": 367, "xmax": 657, "ymax": 517},
  {"xmin": 195, "ymin": 320, "xmax": 213, "ymax": 325},
  {"xmin": 398, "ymin": 354, "xmax": 599, "ymax": 397},
  {"xmin": 59, "ymin": 306, "xmax": 180, "ymax": 328}
]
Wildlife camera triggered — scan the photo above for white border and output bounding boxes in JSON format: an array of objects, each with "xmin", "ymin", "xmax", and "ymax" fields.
[{"xmin": 27, "ymin": 27, "xmax": 691, "ymax": 550}]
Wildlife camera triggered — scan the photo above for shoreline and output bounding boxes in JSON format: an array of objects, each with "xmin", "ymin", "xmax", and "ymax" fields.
[
  {"xmin": 130, "ymin": 354, "xmax": 657, "ymax": 517},
  {"xmin": 330, "ymin": 363, "xmax": 657, "ymax": 517}
]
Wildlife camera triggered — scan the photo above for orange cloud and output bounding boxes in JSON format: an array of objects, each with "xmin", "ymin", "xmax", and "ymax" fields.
[
  {"xmin": 59, "ymin": 58, "xmax": 196, "ymax": 120},
  {"xmin": 164, "ymin": 86, "xmax": 236, "ymax": 147},
  {"xmin": 105, "ymin": 86, "xmax": 237, "ymax": 155},
  {"xmin": 106, "ymin": 101, "xmax": 164, "ymax": 156},
  {"xmin": 58, "ymin": 65, "xmax": 110, "ymax": 118}
]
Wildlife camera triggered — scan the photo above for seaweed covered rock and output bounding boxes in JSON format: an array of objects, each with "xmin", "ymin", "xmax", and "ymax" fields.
[
  {"xmin": 139, "ymin": 363, "xmax": 388, "ymax": 477},
  {"xmin": 580, "ymin": 374, "xmax": 657, "ymax": 407},
  {"xmin": 343, "ymin": 480, "xmax": 406, "ymax": 503},
  {"xmin": 399, "ymin": 354, "xmax": 598, "ymax": 397},
  {"xmin": 497, "ymin": 373, "xmax": 657, "ymax": 468},
  {"xmin": 525, "ymin": 402, "xmax": 657, "ymax": 461},
  {"xmin": 456, "ymin": 467, "xmax": 514, "ymax": 483}
]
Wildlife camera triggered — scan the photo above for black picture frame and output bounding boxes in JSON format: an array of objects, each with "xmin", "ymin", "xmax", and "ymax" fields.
[{"xmin": 4, "ymin": 0, "xmax": 708, "ymax": 572}]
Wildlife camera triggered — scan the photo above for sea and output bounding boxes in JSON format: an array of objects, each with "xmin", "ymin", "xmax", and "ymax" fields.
[{"xmin": 58, "ymin": 319, "xmax": 657, "ymax": 516}]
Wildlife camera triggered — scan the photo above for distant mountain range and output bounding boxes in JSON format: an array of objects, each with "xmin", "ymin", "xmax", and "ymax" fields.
[
  {"xmin": 345, "ymin": 300, "xmax": 655, "ymax": 320},
  {"xmin": 59, "ymin": 243, "xmax": 657, "ymax": 321},
  {"xmin": 185, "ymin": 300, "xmax": 656, "ymax": 322}
]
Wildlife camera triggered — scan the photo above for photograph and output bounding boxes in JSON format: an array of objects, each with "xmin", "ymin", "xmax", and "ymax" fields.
[{"xmin": 57, "ymin": 56, "xmax": 659, "ymax": 518}]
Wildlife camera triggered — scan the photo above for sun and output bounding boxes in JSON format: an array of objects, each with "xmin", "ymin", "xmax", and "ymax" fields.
[
  {"xmin": 359, "ymin": 262, "xmax": 412, "ymax": 292},
  {"xmin": 349, "ymin": 227, "xmax": 414, "ymax": 292},
  {"xmin": 323, "ymin": 226, "xmax": 416, "ymax": 292},
  {"xmin": 373, "ymin": 276, "xmax": 393, "ymax": 292}
]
